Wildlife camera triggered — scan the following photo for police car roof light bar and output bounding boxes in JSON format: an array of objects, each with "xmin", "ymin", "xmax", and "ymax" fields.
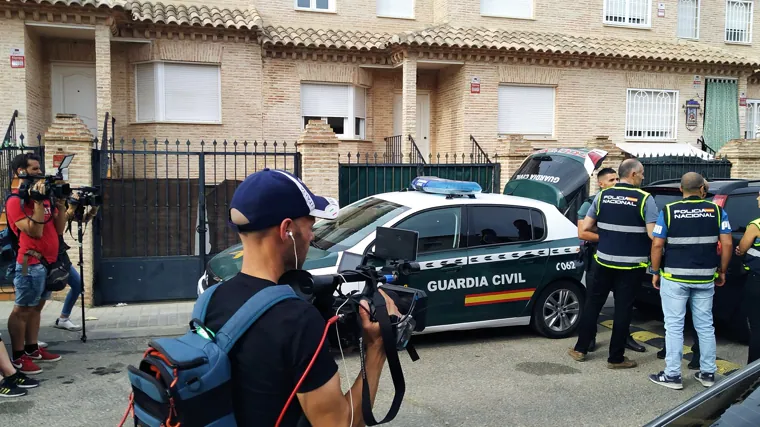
[{"xmin": 410, "ymin": 176, "xmax": 482, "ymax": 198}]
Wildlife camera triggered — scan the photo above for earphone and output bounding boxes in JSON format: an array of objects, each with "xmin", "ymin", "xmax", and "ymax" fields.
[{"xmin": 287, "ymin": 230, "xmax": 297, "ymax": 268}]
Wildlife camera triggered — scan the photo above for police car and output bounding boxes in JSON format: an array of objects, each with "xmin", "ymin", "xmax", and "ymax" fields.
[{"xmin": 198, "ymin": 148, "xmax": 610, "ymax": 339}]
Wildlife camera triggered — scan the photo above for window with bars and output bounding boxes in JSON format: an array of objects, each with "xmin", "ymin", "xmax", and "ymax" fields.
[
  {"xmin": 677, "ymin": 0, "xmax": 700, "ymax": 39},
  {"xmin": 625, "ymin": 89, "xmax": 679, "ymax": 141},
  {"xmin": 604, "ymin": 0, "xmax": 652, "ymax": 27},
  {"xmin": 726, "ymin": 0, "xmax": 754, "ymax": 43},
  {"xmin": 747, "ymin": 100, "xmax": 760, "ymax": 138}
]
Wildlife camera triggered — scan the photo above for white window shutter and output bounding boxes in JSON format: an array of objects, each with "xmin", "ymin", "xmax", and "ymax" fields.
[
  {"xmin": 354, "ymin": 87, "xmax": 366, "ymax": 119},
  {"xmin": 481, "ymin": 0, "xmax": 532, "ymax": 18},
  {"xmin": 498, "ymin": 85, "xmax": 555, "ymax": 135},
  {"xmin": 163, "ymin": 63, "xmax": 221, "ymax": 122},
  {"xmin": 136, "ymin": 63, "xmax": 156, "ymax": 122},
  {"xmin": 377, "ymin": 0, "xmax": 415, "ymax": 18},
  {"xmin": 300, "ymin": 83, "xmax": 350, "ymax": 117}
]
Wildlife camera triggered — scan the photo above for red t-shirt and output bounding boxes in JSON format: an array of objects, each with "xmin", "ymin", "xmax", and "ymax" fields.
[{"xmin": 5, "ymin": 190, "xmax": 60, "ymax": 265}]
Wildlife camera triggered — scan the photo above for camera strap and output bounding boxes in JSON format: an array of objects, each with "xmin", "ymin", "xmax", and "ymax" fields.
[{"xmin": 360, "ymin": 291, "xmax": 405, "ymax": 426}]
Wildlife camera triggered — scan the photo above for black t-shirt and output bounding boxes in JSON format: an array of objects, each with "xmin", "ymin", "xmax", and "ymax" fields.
[{"xmin": 204, "ymin": 273, "xmax": 339, "ymax": 426}]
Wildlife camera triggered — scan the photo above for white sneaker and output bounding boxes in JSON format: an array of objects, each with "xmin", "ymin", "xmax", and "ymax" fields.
[
  {"xmin": 54, "ymin": 318, "xmax": 82, "ymax": 331},
  {"xmin": 38, "ymin": 341, "xmax": 47, "ymax": 349}
]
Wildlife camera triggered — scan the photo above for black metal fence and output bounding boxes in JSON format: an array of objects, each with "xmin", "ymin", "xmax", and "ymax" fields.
[
  {"xmin": 0, "ymin": 143, "xmax": 45, "ymax": 202},
  {"xmin": 92, "ymin": 138, "xmax": 301, "ymax": 304},
  {"xmin": 638, "ymin": 154, "xmax": 732, "ymax": 186},
  {"xmin": 338, "ymin": 151, "xmax": 501, "ymax": 207}
]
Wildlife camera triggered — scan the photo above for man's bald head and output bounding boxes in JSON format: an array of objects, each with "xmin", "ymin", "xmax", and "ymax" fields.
[
  {"xmin": 681, "ymin": 172, "xmax": 705, "ymax": 195},
  {"xmin": 618, "ymin": 158, "xmax": 645, "ymax": 187}
]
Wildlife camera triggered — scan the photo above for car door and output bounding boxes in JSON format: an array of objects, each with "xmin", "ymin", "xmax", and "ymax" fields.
[
  {"xmin": 390, "ymin": 206, "xmax": 470, "ymax": 327},
  {"xmin": 461, "ymin": 205, "xmax": 550, "ymax": 324},
  {"xmin": 723, "ymin": 191, "xmax": 760, "ymax": 277}
]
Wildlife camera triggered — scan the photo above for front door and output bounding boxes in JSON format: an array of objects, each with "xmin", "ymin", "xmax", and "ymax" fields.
[
  {"xmin": 392, "ymin": 92, "xmax": 431, "ymax": 160},
  {"xmin": 51, "ymin": 63, "xmax": 97, "ymax": 137}
]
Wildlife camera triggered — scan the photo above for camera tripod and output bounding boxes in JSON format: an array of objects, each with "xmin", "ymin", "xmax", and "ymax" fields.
[{"xmin": 75, "ymin": 214, "xmax": 87, "ymax": 343}]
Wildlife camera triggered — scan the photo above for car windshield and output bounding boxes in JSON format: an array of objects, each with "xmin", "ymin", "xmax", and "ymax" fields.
[{"xmin": 311, "ymin": 197, "xmax": 410, "ymax": 253}]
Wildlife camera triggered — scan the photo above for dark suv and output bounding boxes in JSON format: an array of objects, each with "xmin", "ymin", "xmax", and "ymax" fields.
[{"xmin": 636, "ymin": 178, "xmax": 760, "ymax": 342}]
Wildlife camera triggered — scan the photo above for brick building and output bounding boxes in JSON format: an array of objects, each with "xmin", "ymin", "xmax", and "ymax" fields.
[{"xmin": 3, "ymin": 0, "xmax": 760, "ymax": 161}]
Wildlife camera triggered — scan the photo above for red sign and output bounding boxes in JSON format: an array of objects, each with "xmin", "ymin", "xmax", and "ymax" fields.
[
  {"xmin": 53, "ymin": 154, "xmax": 65, "ymax": 168},
  {"xmin": 740, "ymin": 93, "xmax": 747, "ymax": 107},
  {"xmin": 10, "ymin": 55, "xmax": 24, "ymax": 68},
  {"xmin": 470, "ymin": 83, "xmax": 480, "ymax": 94}
]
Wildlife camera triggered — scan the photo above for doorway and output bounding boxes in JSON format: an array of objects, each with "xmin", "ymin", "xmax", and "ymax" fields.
[
  {"xmin": 51, "ymin": 63, "xmax": 97, "ymax": 137},
  {"xmin": 393, "ymin": 91, "xmax": 431, "ymax": 161}
]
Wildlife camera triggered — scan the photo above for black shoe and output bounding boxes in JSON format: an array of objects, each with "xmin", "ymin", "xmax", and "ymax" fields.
[
  {"xmin": 688, "ymin": 354, "xmax": 701, "ymax": 370},
  {"xmin": 7, "ymin": 372, "xmax": 39, "ymax": 389},
  {"xmin": 657, "ymin": 348, "xmax": 666, "ymax": 359},
  {"xmin": 589, "ymin": 337, "xmax": 597, "ymax": 352},
  {"xmin": 0, "ymin": 380, "xmax": 27, "ymax": 398},
  {"xmin": 626, "ymin": 336, "xmax": 646, "ymax": 352}
]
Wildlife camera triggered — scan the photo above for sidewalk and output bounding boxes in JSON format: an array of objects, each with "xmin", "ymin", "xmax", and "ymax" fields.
[{"xmin": 0, "ymin": 299, "xmax": 194, "ymax": 343}]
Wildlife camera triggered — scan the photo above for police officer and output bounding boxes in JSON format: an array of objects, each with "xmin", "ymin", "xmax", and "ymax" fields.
[
  {"xmin": 734, "ymin": 189, "xmax": 760, "ymax": 364},
  {"xmin": 568, "ymin": 159, "xmax": 657, "ymax": 369},
  {"xmin": 578, "ymin": 167, "xmax": 646, "ymax": 353},
  {"xmin": 648, "ymin": 172, "xmax": 731, "ymax": 390}
]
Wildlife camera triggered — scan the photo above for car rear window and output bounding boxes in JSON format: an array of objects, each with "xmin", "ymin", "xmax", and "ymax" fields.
[{"xmin": 724, "ymin": 194, "xmax": 760, "ymax": 232}]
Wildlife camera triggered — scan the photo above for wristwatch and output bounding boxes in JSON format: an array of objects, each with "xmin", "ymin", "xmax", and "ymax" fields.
[{"xmin": 647, "ymin": 266, "xmax": 659, "ymax": 275}]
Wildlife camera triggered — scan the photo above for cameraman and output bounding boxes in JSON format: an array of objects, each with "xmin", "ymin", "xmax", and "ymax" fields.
[
  {"xmin": 204, "ymin": 168, "xmax": 400, "ymax": 427},
  {"xmin": 5, "ymin": 153, "xmax": 66, "ymax": 374}
]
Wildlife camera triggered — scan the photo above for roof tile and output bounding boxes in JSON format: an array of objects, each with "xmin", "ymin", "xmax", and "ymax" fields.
[
  {"xmin": 6, "ymin": 0, "xmax": 125, "ymax": 8},
  {"xmin": 125, "ymin": 1, "xmax": 262, "ymax": 30},
  {"xmin": 261, "ymin": 26, "xmax": 392, "ymax": 51}
]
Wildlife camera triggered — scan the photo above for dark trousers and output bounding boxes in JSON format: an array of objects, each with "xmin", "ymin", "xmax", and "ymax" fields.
[
  {"xmin": 575, "ymin": 260, "xmax": 645, "ymax": 363},
  {"xmin": 746, "ymin": 272, "xmax": 760, "ymax": 364}
]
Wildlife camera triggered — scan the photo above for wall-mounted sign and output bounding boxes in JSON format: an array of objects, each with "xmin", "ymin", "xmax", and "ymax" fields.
[
  {"xmin": 693, "ymin": 75, "xmax": 702, "ymax": 90},
  {"xmin": 10, "ymin": 47, "xmax": 24, "ymax": 69},
  {"xmin": 470, "ymin": 76, "xmax": 480, "ymax": 94},
  {"xmin": 740, "ymin": 92, "xmax": 747, "ymax": 107},
  {"xmin": 685, "ymin": 99, "xmax": 700, "ymax": 131},
  {"xmin": 658, "ymin": 3, "xmax": 665, "ymax": 17}
]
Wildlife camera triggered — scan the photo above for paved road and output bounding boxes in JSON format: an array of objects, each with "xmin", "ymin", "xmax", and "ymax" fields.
[{"xmin": 0, "ymin": 303, "xmax": 749, "ymax": 427}]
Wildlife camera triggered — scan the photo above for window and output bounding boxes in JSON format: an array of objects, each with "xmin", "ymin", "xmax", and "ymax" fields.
[
  {"xmin": 301, "ymin": 83, "xmax": 366, "ymax": 139},
  {"xmin": 311, "ymin": 197, "xmax": 409, "ymax": 253},
  {"xmin": 726, "ymin": 0, "xmax": 754, "ymax": 43},
  {"xmin": 724, "ymin": 194, "xmax": 760, "ymax": 232},
  {"xmin": 625, "ymin": 89, "xmax": 679, "ymax": 140},
  {"xmin": 603, "ymin": 0, "xmax": 652, "ymax": 27},
  {"xmin": 677, "ymin": 0, "xmax": 700, "ymax": 39},
  {"xmin": 394, "ymin": 207, "xmax": 462, "ymax": 254},
  {"xmin": 296, "ymin": 0, "xmax": 334, "ymax": 12},
  {"xmin": 377, "ymin": 0, "xmax": 414, "ymax": 18},
  {"xmin": 481, "ymin": 0, "xmax": 533, "ymax": 19},
  {"xmin": 135, "ymin": 62, "xmax": 221, "ymax": 123},
  {"xmin": 465, "ymin": 206, "xmax": 543, "ymax": 248},
  {"xmin": 747, "ymin": 100, "xmax": 760, "ymax": 138},
  {"xmin": 498, "ymin": 85, "xmax": 555, "ymax": 137}
]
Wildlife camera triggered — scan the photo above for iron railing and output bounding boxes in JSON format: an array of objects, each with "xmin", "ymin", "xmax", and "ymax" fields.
[
  {"xmin": 408, "ymin": 135, "xmax": 426, "ymax": 164},
  {"xmin": 3, "ymin": 110, "xmax": 19, "ymax": 147},
  {"xmin": 384, "ymin": 135, "xmax": 403, "ymax": 163},
  {"xmin": 638, "ymin": 153, "xmax": 732, "ymax": 186},
  {"xmin": 698, "ymin": 136, "xmax": 716, "ymax": 156},
  {"xmin": 470, "ymin": 135, "xmax": 492, "ymax": 163},
  {"xmin": 338, "ymin": 151, "xmax": 500, "ymax": 206}
]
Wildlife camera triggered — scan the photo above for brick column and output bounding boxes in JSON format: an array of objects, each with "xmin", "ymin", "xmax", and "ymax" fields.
[
  {"xmin": 495, "ymin": 135, "xmax": 533, "ymax": 187},
  {"xmin": 402, "ymin": 55, "xmax": 417, "ymax": 152},
  {"xmin": 584, "ymin": 136, "xmax": 626, "ymax": 194},
  {"xmin": 739, "ymin": 73, "xmax": 749, "ymax": 138},
  {"xmin": 297, "ymin": 120, "xmax": 339, "ymax": 201},
  {"xmin": 95, "ymin": 22, "xmax": 111, "ymax": 139},
  {"xmin": 42, "ymin": 114, "xmax": 96, "ymax": 306},
  {"xmin": 718, "ymin": 138, "xmax": 760, "ymax": 179}
]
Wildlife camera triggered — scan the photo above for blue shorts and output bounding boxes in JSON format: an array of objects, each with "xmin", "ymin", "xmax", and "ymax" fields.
[{"xmin": 14, "ymin": 263, "xmax": 50, "ymax": 307}]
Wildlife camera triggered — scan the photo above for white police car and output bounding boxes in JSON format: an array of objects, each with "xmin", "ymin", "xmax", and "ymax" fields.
[{"xmin": 196, "ymin": 145, "xmax": 610, "ymax": 338}]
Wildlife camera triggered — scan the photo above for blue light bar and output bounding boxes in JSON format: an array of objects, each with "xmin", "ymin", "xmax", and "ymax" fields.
[{"xmin": 410, "ymin": 176, "xmax": 482, "ymax": 195}]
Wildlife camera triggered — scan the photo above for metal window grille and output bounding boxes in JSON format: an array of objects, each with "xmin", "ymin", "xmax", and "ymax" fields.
[
  {"xmin": 625, "ymin": 89, "xmax": 679, "ymax": 141},
  {"xmin": 677, "ymin": 0, "xmax": 700, "ymax": 39},
  {"xmin": 747, "ymin": 100, "xmax": 760, "ymax": 138},
  {"xmin": 726, "ymin": 0, "xmax": 754, "ymax": 43},
  {"xmin": 604, "ymin": 0, "xmax": 651, "ymax": 26}
]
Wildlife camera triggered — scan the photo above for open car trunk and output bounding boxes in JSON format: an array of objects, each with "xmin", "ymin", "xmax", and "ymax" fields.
[{"xmin": 503, "ymin": 148, "xmax": 608, "ymax": 223}]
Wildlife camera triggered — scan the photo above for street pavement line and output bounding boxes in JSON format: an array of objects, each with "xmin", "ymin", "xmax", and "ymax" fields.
[{"xmin": 597, "ymin": 316, "xmax": 742, "ymax": 376}]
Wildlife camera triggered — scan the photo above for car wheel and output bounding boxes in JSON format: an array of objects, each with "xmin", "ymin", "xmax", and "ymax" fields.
[{"xmin": 531, "ymin": 281, "xmax": 584, "ymax": 339}]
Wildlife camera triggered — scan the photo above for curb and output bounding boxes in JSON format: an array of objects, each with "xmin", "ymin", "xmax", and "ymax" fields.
[{"xmin": 598, "ymin": 315, "xmax": 742, "ymax": 376}]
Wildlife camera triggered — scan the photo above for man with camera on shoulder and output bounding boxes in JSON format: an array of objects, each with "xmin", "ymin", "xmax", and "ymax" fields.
[
  {"xmin": 203, "ymin": 168, "xmax": 400, "ymax": 427},
  {"xmin": 5, "ymin": 153, "xmax": 67, "ymax": 375}
]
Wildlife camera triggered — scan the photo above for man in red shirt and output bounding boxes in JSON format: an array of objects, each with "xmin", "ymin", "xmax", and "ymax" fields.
[{"xmin": 5, "ymin": 153, "xmax": 67, "ymax": 374}]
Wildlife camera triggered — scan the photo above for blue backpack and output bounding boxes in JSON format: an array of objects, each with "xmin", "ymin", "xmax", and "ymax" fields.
[{"xmin": 126, "ymin": 284, "xmax": 300, "ymax": 427}]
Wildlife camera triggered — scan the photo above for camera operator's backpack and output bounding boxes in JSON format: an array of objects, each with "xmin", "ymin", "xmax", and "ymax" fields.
[{"xmin": 125, "ymin": 284, "xmax": 300, "ymax": 427}]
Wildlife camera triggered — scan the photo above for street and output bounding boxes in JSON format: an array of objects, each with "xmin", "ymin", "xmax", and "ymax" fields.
[{"xmin": 0, "ymin": 298, "xmax": 750, "ymax": 426}]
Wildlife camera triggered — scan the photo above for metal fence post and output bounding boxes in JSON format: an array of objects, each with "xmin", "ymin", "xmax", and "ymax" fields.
[{"xmin": 198, "ymin": 150, "xmax": 208, "ymax": 270}]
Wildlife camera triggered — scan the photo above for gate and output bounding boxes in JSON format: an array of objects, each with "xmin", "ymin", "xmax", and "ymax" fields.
[
  {"xmin": 637, "ymin": 154, "xmax": 732, "ymax": 186},
  {"xmin": 338, "ymin": 152, "xmax": 501, "ymax": 207},
  {"xmin": 91, "ymin": 138, "xmax": 301, "ymax": 305}
]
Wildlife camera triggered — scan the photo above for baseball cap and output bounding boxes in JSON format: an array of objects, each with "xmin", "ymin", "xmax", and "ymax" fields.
[{"xmin": 228, "ymin": 168, "xmax": 339, "ymax": 232}]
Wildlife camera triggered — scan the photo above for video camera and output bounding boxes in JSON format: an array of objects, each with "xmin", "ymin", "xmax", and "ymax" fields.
[
  {"xmin": 18, "ymin": 154, "xmax": 74, "ymax": 202},
  {"xmin": 279, "ymin": 227, "xmax": 427, "ymax": 425},
  {"xmin": 67, "ymin": 186, "xmax": 102, "ymax": 208}
]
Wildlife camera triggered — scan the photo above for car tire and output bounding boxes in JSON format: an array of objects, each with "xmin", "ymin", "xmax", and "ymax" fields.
[{"xmin": 531, "ymin": 280, "xmax": 585, "ymax": 339}]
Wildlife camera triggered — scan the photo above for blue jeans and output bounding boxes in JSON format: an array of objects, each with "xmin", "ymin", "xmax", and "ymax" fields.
[
  {"xmin": 660, "ymin": 277, "xmax": 717, "ymax": 377},
  {"xmin": 61, "ymin": 264, "xmax": 82, "ymax": 317},
  {"xmin": 13, "ymin": 263, "xmax": 48, "ymax": 307}
]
